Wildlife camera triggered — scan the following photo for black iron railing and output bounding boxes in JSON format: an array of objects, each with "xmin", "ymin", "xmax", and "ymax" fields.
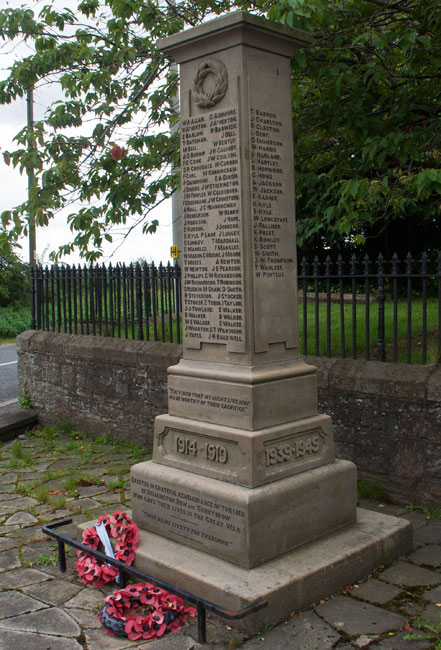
[
  {"xmin": 31, "ymin": 262, "xmax": 181, "ymax": 344},
  {"xmin": 299, "ymin": 252, "xmax": 441, "ymax": 364},
  {"xmin": 31, "ymin": 252, "xmax": 441, "ymax": 364},
  {"xmin": 42, "ymin": 518, "xmax": 267, "ymax": 644}
]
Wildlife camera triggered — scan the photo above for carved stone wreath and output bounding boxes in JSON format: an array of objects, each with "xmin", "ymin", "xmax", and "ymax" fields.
[{"xmin": 192, "ymin": 58, "xmax": 228, "ymax": 108}]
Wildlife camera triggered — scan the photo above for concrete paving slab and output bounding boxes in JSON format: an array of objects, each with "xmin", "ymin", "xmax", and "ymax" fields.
[
  {"xmin": 353, "ymin": 635, "xmax": 381, "ymax": 647},
  {"xmin": 65, "ymin": 497, "xmax": 101, "ymax": 510},
  {"xmin": 413, "ymin": 525, "xmax": 441, "ymax": 545},
  {"xmin": 0, "ymin": 606, "xmax": 81, "ymax": 636},
  {"xmin": 0, "ymin": 629, "xmax": 83, "ymax": 650},
  {"xmin": 138, "ymin": 635, "xmax": 200, "ymax": 650},
  {"xmin": 97, "ymin": 492, "xmax": 126, "ymax": 504},
  {"xmin": 407, "ymin": 544, "xmax": 441, "ymax": 567},
  {"xmin": 67, "ymin": 606, "xmax": 102, "ymax": 629},
  {"xmin": 0, "ymin": 590, "xmax": 48, "ymax": 618},
  {"xmin": 2, "ymin": 524, "xmax": 20, "ymax": 534},
  {"xmin": 351, "ymin": 579, "xmax": 402, "ymax": 605},
  {"xmin": 0, "ymin": 473, "xmax": 18, "ymax": 483},
  {"xmin": 242, "ymin": 611, "xmax": 341, "ymax": 649},
  {"xmin": 20, "ymin": 540, "xmax": 58, "ymax": 564},
  {"xmin": 421, "ymin": 585, "xmax": 441, "ymax": 604},
  {"xmin": 0, "ymin": 537, "xmax": 18, "ymax": 551},
  {"xmin": 76, "ymin": 485, "xmax": 108, "ymax": 498},
  {"xmin": 42, "ymin": 510, "xmax": 71, "ymax": 522},
  {"xmin": 0, "ymin": 567, "xmax": 52, "ymax": 589},
  {"xmin": 0, "ymin": 485, "xmax": 15, "ymax": 494},
  {"xmin": 5, "ymin": 511, "xmax": 38, "ymax": 527},
  {"xmin": 64, "ymin": 586, "xmax": 107, "ymax": 609},
  {"xmin": 369, "ymin": 630, "xmax": 433, "ymax": 648},
  {"xmin": 381, "ymin": 561, "xmax": 441, "ymax": 587},
  {"xmin": 22, "ymin": 578, "xmax": 82, "ymax": 606},
  {"xmin": 420, "ymin": 603, "xmax": 441, "ymax": 627},
  {"xmin": 1, "ymin": 496, "xmax": 37, "ymax": 510},
  {"xmin": 84, "ymin": 627, "xmax": 139, "ymax": 650},
  {"xmin": 13, "ymin": 525, "xmax": 48, "ymax": 542},
  {"xmin": 0, "ymin": 492, "xmax": 21, "ymax": 502},
  {"xmin": 0, "ymin": 548, "xmax": 20, "ymax": 571},
  {"xmin": 315, "ymin": 595, "xmax": 406, "ymax": 636}
]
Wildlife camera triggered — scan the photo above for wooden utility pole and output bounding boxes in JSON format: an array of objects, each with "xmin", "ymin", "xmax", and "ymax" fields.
[{"xmin": 27, "ymin": 87, "xmax": 36, "ymax": 266}]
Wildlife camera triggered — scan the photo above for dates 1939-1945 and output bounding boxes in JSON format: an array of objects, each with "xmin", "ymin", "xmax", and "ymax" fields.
[{"xmin": 264, "ymin": 433, "xmax": 322, "ymax": 467}]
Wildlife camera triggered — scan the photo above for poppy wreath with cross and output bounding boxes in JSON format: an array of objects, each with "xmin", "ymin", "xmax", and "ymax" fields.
[
  {"xmin": 75, "ymin": 510, "xmax": 139, "ymax": 587},
  {"xmin": 99, "ymin": 582, "xmax": 197, "ymax": 640}
]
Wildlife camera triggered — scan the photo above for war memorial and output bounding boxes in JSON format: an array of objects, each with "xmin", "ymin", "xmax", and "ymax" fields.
[{"xmin": 128, "ymin": 11, "xmax": 412, "ymax": 630}]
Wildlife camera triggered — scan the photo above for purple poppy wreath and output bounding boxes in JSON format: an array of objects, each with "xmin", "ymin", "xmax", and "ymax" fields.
[
  {"xmin": 75, "ymin": 510, "xmax": 139, "ymax": 587},
  {"xmin": 99, "ymin": 583, "xmax": 197, "ymax": 640}
]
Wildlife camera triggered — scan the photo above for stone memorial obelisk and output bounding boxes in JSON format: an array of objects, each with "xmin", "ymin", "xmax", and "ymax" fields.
[{"xmin": 130, "ymin": 11, "xmax": 411, "ymax": 629}]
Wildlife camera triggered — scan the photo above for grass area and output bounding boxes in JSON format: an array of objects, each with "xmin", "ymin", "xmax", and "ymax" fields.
[
  {"xmin": 0, "ymin": 304, "xmax": 31, "ymax": 338},
  {"xmin": 0, "ymin": 337, "xmax": 16, "ymax": 345}
]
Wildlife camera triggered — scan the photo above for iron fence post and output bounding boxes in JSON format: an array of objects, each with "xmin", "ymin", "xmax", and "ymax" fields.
[
  {"xmin": 438, "ymin": 252, "xmax": 441, "ymax": 364},
  {"xmin": 30, "ymin": 265, "xmax": 36, "ymax": 329},
  {"xmin": 377, "ymin": 253, "xmax": 385, "ymax": 362}
]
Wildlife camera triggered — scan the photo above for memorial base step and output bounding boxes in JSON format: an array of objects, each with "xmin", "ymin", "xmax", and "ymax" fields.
[
  {"xmin": 130, "ymin": 459, "xmax": 357, "ymax": 568},
  {"xmin": 131, "ymin": 507, "xmax": 412, "ymax": 634},
  {"xmin": 153, "ymin": 412, "xmax": 335, "ymax": 487}
]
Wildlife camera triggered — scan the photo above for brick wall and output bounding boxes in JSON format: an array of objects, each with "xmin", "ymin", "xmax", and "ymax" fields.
[{"xmin": 17, "ymin": 332, "xmax": 441, "ymax": 507}]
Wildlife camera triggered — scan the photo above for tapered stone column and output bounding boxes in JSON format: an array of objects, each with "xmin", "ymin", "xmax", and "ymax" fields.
[{"xmin": 129, "ymin": 11, "xmax": 411, "ymax": 629}]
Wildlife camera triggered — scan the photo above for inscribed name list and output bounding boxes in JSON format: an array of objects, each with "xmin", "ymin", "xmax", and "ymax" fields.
[
  {"xmin": 249, "ymin": 65, "xmax": 299, "ymax": 353},
  {"xmin": 181, "ymin": 107, "xmax": 245, "ymax": 351}
]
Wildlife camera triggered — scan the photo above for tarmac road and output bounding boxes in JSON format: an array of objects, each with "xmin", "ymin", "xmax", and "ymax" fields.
[{"xmin": 0, "ymin": 343, "xmax": 18, "ymax": 406}]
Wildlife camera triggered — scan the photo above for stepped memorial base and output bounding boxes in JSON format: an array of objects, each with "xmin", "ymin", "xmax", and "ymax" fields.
[
  {"xmin": 131, "ymin": 459, "xmax": 357, "ymax": 568},
  {"xmin": 131, "ymin": 508, "xmax": 411, "ymax": 633}
]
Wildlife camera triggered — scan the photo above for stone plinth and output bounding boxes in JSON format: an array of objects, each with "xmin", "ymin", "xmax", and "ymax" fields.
[
  {"xmin": 130, "ymin": 10, "xmax": 357, "ymax": 566},
  {"xmin": 131, "ymin": 459, "xmax": 356, "ymax": 568}
]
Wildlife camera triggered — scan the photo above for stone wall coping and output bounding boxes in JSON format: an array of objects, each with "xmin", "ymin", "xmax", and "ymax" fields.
[
  {"xmin": 17, "ymin": 331, "xmax": 182, "ymax": 369},
  {"xmin": 17, "ymin": 333, "xmax": 440, "ymax": 404}
]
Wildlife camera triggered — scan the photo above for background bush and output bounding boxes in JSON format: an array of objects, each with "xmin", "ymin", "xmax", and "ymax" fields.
[
  {"xmin": 0, "ymin": 245, "xmax": 30, "ymax": 338},
  {"xmin": 0, "ymin": 250, "xmax": 29, "ymax": 308},
  {"xmin": 0, "ymin": 305, "xmax": 30, "ymax": 338}
]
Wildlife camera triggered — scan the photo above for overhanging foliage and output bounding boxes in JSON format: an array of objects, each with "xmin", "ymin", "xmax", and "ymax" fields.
[{"xmin": 0, "ymin": 0, "xmax": 440, "ymax": 260}]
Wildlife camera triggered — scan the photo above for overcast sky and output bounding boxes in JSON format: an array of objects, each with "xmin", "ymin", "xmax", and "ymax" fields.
[{"xmin": 0, "ymin": 0, "xmax": 174, "ymax": 266}]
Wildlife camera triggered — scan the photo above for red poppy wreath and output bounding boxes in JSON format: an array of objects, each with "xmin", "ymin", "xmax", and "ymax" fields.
[
  {"xmin": 75, "ymin": 510, "xmax": 139, "ymax": 587},
  {"xmin": 99, "ymin": 583, "xmax": 197, "ymax": 640}
]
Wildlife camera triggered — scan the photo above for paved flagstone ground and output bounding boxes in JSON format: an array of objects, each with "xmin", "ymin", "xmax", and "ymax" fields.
[{"xmin": 0, "ymin": 426, "xmax": 440, "ymax": 649}]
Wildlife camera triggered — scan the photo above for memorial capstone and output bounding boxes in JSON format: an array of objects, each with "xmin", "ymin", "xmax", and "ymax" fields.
[{"xmin": 128, "ymin": 11, "xmax": 412, "ymax": 630}]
